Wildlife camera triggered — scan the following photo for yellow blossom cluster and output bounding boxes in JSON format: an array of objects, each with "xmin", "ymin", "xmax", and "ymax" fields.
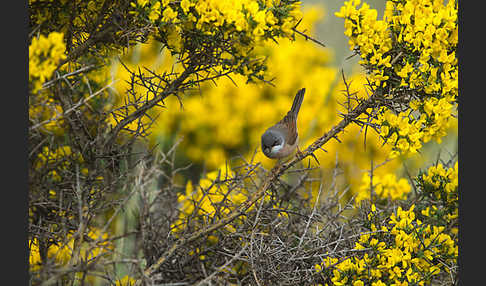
[
  {"xmin": 115, "ymin": 275, "xmax": 137, "ymax": 286},
  {"xmin": 29, "ymin": 0, "xmax": 70, "ymax": 33},
  {"xmin": 129, "ymin": 0, "xmax": 303, "ymax": 79},
  {"xmin": 29, "ymin": 0, "xmax": 109, "ymax": 39},
  {"xmin": 131, "ymin": 0, "xmax": 302, "ymax": 38},
  {"xmin": 316, "ymin": 205, "xmax": 457, "ymax": 286},
  {"xmin": 376, "ymin": 95, "xmax": 455, "ymax": 157},
  {"xmin": 28, "ymin": 29, "xmax": 109, "ymax": 134},
  {"xmin": 336, "ymin": 0, "xmax": 458, "ymax": 157},
  {"xmin": 29, "ymin": 0, "xmax": 131, "ymax": 63},
  {"xmin": 388, "ymin": 0, "xmax": 458, "ymax": 95},
  {"xmin": 377, "ymin": 109, "xmax": 424, "ymax": 157},
  {"xmin": 29, "ymin": 229, "xmax": 112, "ymax": 273},
  {"xmin": 412, "ymin": 95, "xmax": 455, "ymax": 144},
  {"xmin": 335, "ymin": 0, "xmax": 393, "ymax": 87},
  {"xmin": 34, "ymin": 146, "xmax": 87, "ymax": 182},
  {"xmin": 35, "ymin": 146, "xmax": 74, "ymax": 182},
  {"xmin": 29, "ymin": 32, "xmax": 66, "ymax": 93},
  {"xmin": 35, "ymin": 145, "xmax": 76, "ymax": 165},
  {"xmin": 415, "ymin": 161, "xmax": 458, "ymax": 234},
  {"xmin": 29, "ymin": 238, "xmax": 42, "ymax": 272},
  {"xmin": 335, "ymin": 0, "xmax": 457, "ymax": 92},
  {"xmin": 421, "ymin": 162, "xmax": 458, "ymax": 198},
  {"xmin": 355, "ymin": 173, "xmax": 411, "ymax": 205},
  {"xmin": 171, "ymin": 165, "xmax": 250, "ymax": 234},
  {"xmin": 28, "ymin": 93, "xmax": 66, "ymax": 135}
]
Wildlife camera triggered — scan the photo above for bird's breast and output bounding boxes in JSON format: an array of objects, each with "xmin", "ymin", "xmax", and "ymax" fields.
[{"xmin": 271, "ymin": 136, "xmax": 298, "ymax": 158}]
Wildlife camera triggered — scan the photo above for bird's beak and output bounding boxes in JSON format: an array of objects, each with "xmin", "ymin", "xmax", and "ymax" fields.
[{"xmin": 264, "ymin": 147, "xmax": 270, "ymax": 154}]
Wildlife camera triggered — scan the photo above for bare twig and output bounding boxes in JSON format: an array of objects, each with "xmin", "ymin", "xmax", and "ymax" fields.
[{"xmin": 30, "ymin": 82, "xmax": 114, "ymax": 131}]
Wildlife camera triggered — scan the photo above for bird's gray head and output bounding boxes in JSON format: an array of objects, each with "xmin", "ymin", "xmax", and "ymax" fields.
[{"xmin": 261, "ymin": 130, "xmax": 284, "ymax": 158}]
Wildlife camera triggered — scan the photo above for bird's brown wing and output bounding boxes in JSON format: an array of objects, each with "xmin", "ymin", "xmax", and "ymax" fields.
[
  {"xmin": 276, "ymin": 88, "xmax": 305, "ymax": 145},
  {"xmin": 275, "ymin": 117, "xmax": 298, "ymax": 145}
]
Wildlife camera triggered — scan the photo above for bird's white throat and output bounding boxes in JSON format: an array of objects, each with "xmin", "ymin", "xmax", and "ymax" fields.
[{"xmin": 270, "ymin": 144, "xmax": 283, "ymax": 156}]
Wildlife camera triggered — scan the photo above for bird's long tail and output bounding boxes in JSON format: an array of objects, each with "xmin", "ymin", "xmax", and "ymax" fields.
[{"xmin": 290, "ymin": 88, "xmax": 305, "ymax": 118}]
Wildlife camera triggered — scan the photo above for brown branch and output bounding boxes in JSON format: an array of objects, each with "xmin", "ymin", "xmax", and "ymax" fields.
[
  {"xmin": 105, "ymin": 65, "xmax": 194, "ymax": 149},
  {"xmin": 42, "ymin": 64, "xmax": 98, "ymax": 89}
]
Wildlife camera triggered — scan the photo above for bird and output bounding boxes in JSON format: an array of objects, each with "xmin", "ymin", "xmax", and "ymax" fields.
[{"xmin": 261, "ymin": 88, "xmax": 305, "ymax": 160}]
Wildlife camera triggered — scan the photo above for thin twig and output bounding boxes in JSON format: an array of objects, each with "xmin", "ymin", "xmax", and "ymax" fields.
[
  {"xmin": 292, "ymin": 28, "xmax": 326, "ymax": 48},
  {"xmin": 30, "ymin": 82, "xmax": 115, "ymax": 131}
]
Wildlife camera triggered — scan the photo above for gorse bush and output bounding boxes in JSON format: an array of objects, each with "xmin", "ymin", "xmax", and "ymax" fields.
[
  {"xmin": 28, "ymin": 0, "xmax": 458, "ymax": 285},
  {"xmin": 336, "ymin": 0, "xmax": 458, "ymax": 157}
]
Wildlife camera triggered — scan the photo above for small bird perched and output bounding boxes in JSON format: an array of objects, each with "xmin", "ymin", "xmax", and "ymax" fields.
[{"xmin": 261, "ymin": 88, "xmax": 305, "ymax": 160}]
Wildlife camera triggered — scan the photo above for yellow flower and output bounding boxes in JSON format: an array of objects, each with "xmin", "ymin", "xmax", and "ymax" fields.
[
  {"xmin": 148, "ymin": 1, "xmax": 161, "ymax": 22},
  {"xmin": 254, "ymin": 10, "xmax": 266, "ymax": 25},
  {"xmin": 397, "ymin": 62, "xmax": 414, "ymax": 79},
  {"xmin": 371, "ymin": 280, "xmax": 386, "ymax": 286},
  {"xmin": 137, "ymin": 0, "xmax": 149, "ymax": 7},
  {"xmin": 265, "ymin": 10, "xmax": 277, "ymax": 26},
  {"xmin": 29, "ymin": 239, "xmax": 42, "ymax": 271},
  {"xmin": 397, "ymin": 118, "xmax": 410, "ymax": 137},
  {"xmin": 162, "ymin": 6, "xmax": 178, "ymax": 22},
  {"xmin": 281, "ymin": 20, "xmax": 294, "ymax": 35},
  {"xmin": 245, "ymin": 1, "xmax": 259, "ymax": 15},
  {"xmin": 253, "ymin": 25, "xmax": 265, "ymax": 37},
  {"xmin": 115, "ymin": 275, "xmax": 136, "ymax": 286},
  {"xmin": 380, "ymin": 125, "xmax": 389, "ymax": 137},
  {"xmin": 166, "ymin": 25, "xmax": 183, "ymax": 52},
  {"xmin": 233, "ymin": 12, "xmax": 247, "ymax": 31},
  {"xmin": 180, "ymin": 0, "xmax": 193, "ymax": 13},
  {"xmin": 29, "ymin": 32, "xmax": 67, "ymax": 92}
]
